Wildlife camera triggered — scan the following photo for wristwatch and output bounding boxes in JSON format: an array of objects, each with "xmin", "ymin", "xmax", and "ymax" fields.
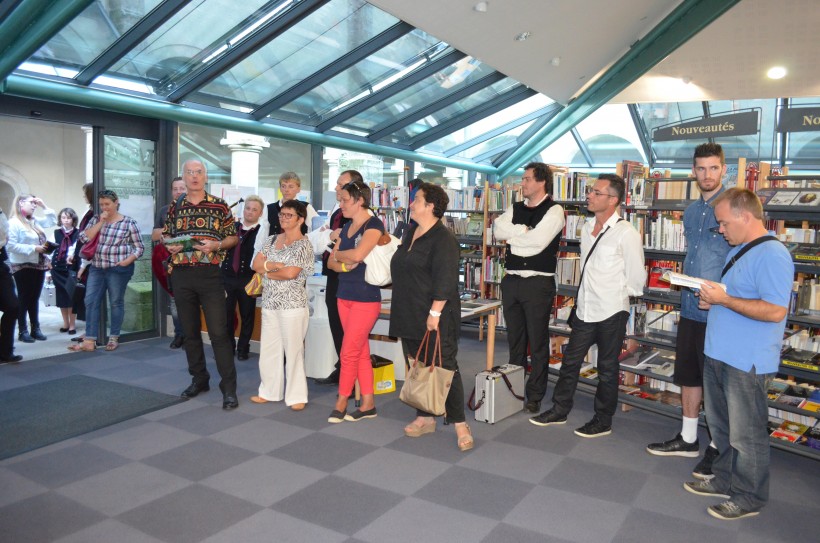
[{"xmin": 429, "ymin": 310, "xmax": 442, "ymax": 317}]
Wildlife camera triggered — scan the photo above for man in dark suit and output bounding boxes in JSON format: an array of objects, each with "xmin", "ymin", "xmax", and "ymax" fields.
[{"xmin": 222, "ymin": 195, "xmax": 264, "ymax": 360}]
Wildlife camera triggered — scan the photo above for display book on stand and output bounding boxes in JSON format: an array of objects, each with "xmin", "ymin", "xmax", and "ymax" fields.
[{"xmin": 549, "ymin": 160, "xmax": 820, "ymax": 459}]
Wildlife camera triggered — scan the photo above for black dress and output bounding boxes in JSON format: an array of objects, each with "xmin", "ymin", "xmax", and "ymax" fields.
[
  {"xmin": 389, "ymin": 221, "xmax": 464, "ymax": 422},
  {"xmin": 50, "ymin": 227, "xmax": 79, "ymax": 308}
]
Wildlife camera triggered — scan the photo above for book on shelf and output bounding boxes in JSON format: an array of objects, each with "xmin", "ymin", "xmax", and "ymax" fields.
[
  {"xmin": 790, "ymin": 244, "xmax": 820, "ymax": 262},
  {"xmin": 767, "ymin": 380, "xmax": 790, "ymax": 401},
  {"xmin": 647, "ymin": 264, "xmax": 675, "ymax": 291},
  {"xmin": 781, "ymin": 348, "xmax": 820, "ymax": 373},
  {"xmin": 770, "ymin": 420, "xmax": 810, "ymax": 443},
  {"xmin": 619, "ymin": 346, "xmax": 661, "ymax": 369},
  {"xmin": 798, "ymin": 422, "xmax": 820, "ymax": 450},
  {"xmin": 661, "ymin": 270, "xmax": 727, "ymax": 292}
]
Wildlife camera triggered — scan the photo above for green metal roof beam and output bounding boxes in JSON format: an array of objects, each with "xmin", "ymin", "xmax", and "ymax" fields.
[
  {"xmin": 3, "ymin": 74, "xmax": 498, "ymax": 175},
  {"xmin": 0, "ymin": 0, "xmax": 94, "ymax": 84},
  {"xmin": 497, "ymin": 0, "xmax": 742, "ymax": 178},
  {"xmin": 0, "ymin": 0, "xmax": 52, "ymax": 58}
]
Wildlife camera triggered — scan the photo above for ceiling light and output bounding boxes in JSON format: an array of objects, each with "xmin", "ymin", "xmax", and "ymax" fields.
[
  {"xmin": 514, "ymin": 31, "xmax": 531, "ymax": 42},
  {"xmin": 681, "ymin": 76, "xmax": 692, "ymax": 84},
  {"xmin": 473, "ymin": 1, "xmax": 488, "ymax": 12},
  {"xmin": 767, "ymin": 66, "xmax": 787, "ymax": 79},
  {"xmin": 550, "ymin": 57, "xmax": 561, "ymax": 67}
]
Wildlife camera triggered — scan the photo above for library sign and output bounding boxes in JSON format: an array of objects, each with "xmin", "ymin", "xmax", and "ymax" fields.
[
  {"xmin": 652, "ymin": 111, "xmax": 759, "ymax": 142},
  {"xmin": 777, "ymin": 107, "xmax": 820, "ymax": 132}
]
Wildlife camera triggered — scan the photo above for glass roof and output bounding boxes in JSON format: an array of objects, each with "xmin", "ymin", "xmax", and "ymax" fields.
[{"xmin": 7, "ymin": 0, "xmax": 820, "ymax": 174}]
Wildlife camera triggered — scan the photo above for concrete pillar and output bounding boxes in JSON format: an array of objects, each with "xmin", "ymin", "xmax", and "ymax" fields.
[
  {"xmin": 219, "ymin": 131, "xmax": 270, "ymax": 190},
  {"xmin": 82, "ymin": 126, "xmax": 93, "ymax": 184}
]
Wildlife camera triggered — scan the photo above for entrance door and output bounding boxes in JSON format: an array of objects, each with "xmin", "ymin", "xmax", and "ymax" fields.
[{"xmin": 100, "ymin": 134, "xmax": 157, "ymax": 339}]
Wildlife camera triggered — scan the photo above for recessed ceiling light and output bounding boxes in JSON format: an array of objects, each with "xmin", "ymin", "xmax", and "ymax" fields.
[
  {"xmin": 514, "ymin": 31, "xmax": 531, "ymax": 42},
  {"xmin": 767, "ymin": 66, "xmax": 787, "ymax": 79},
  {"xmin": 550, "ymin": 57, "xmax": 561, "ymax": 67},
  {"xmin": 681, "ymin": 76, "xmax": 692, "ymax": 84},
  {"xmin": 473, "ymin": 1, "xmax": 488, "ymax": 12}
]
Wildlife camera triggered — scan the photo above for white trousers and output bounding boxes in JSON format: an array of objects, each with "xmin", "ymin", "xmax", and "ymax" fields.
[{"xmin": 257, "ymin": 306, "xmax": 309, "ymax": 406}]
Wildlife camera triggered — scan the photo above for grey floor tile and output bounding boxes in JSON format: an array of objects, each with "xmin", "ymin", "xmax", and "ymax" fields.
[
  {"xmin": 736, "ymin": 498, "xmax": 819, "ymax": 541},
  {"xmin": 0, "ymin": 374, "xmax": 30, "ymax": 391},
  {"xmin": 458, "ymin": 440, "xmax": 563, "ymax": 482},
  {"xmin": 158, "ymin": 404, "xmax": 256, "ymax": 435},
  {"xmin": 200, "ymin": 509, "xmax": 348, "ymax": 543},
  {"xmin": 269, "ymin": 433, "xmax": 377, "ymax": 472},
  {"xmin": 0, "ymin": 492, "xmax": 105, "ymax": 543},
  {"xmin": 88, "ymin": 421, "xmax": 201, "ymax": 460},
  {"xmin": 141, "ymin": 438, "xmax": 257, "ymax": 481},
  {"xmin": 504, "ymin": 486, "xmax": 631, "ymax": 543},
  {"xmin": 200, "ymin": 455, "xmax": 326, "ymax": 507},
  {"xmin": 0, "ymin": 467, "xmax": 47, "ymax": 507},
  {"xmin": 209, "ymin": 417, "xmax": 313, "ymax": 454},
  {"xmin": 356, "ymin": 496, "xmax": 497, "ymax": 543},
  {"xmin": 0, "ymin": 436, "xmax": 83, "ymax": 466},
  {"xmin": 493, "ymin": 418, "xmax": 581, "ymax": 456},
  {"xmin": 414, "ymin": 465, "xmax": 535, "ymax": 520},
  {"xmin": 272, "ymin": 475, "xmax": 404, "ymax": 535},
  {"xmin": 53, "ymin": 519, "xmax": 167, "ymax": 543},
  {"xmin": 385, "ymin": 426, "xmax": 475, "ymax": 464},
  {"xmin": 611, "ymin": 509, "xmax": 739, "ymax": 543},
  {"xmin": 77, "ymin": 416, "xmax": 147, "ymax": 441},
  {"xmin": 365, "ymin": 395, "xmax": 418, "ymax": 422},
  {"xmin": 56, "ymin": 462, "xmax": 192, "ymax": 516},
  {"xmin": 268, "ymin": 402, "xmax": 348, "ymax": 431},
  {"xmin": 634, "ymin": 473, "xmax": 721, "ymax": 525},
  {"xmin": 7, "ymin": 442, "xmax": 129, "ymax": 488},
  {"xmin": 321, "ymin": 414, "xmax": 406, "ymax": 447},
  {"xmin": 540, "ymin": 457, "xmax": 648, "ymax": 504},
  {"xmin": 335, "ymin": 447, "xmax": 452, "ymax": 495},
  {"xmin": 139, "ymin": 397, "xmax": 206, "ymax": 421},
  {"xmin": 482, "ymin": 522, "xmax": 576, "ymax": 543},
  {"xmin": 117, "ymin": 484, "xmax": 262, "ymax": 543}
]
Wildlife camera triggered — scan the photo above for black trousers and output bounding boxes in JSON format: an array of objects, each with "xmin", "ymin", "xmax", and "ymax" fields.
[
  {"xmin": 325, "ymin": 271, "xmax": 343, "ymax": 367},
  {"xmin": 12, "ymin": 267, "xmax": 44, "ymax": 332},
  {"xmin": 550, "ymin": 310, "xmax": 629, "ymax": 426},
  {"xmin": 402, "ymin": 309, "xmax": 465, "ymax": 423},
  {"xmin": 224, "ymin": 274, "xmax": 256, "ymax": 353},
  {"xmin": 0, "ymin": 265, "xmax": 20, "ymax": 357},
  {"xmin": 501, "ymin": 274, "xmax": 556, "ymax": 403},
  {"xmin": 171, "ymin": 266, "xmax": 237, "ymax": 394}
]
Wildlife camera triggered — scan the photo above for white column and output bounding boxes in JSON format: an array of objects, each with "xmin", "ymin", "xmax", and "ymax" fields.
[
  {"xmin": 445, "ymin": 167, "xmax": 463, "ymax": 190},
  {"xmin": 219, "ymin": 131, "xmax": 270, "ymax": 191},
  {"xmin": 82, "ymin": 126, "xmax": 93, "ymax": 184}
]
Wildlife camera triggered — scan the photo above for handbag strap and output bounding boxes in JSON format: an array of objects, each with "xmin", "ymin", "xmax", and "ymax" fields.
[
  {"xmin": 576, "ymin": 218, "xmax": 624, "ymax": 294},
  {"xmin": 413, "ymin": 330, "xmax": 443, "ymax": 373},
  {"xmin": 720, "ymin": 235, "xmax": 777, "ymax": 277}
]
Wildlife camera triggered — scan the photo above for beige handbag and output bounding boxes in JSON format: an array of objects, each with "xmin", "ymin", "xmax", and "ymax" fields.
[
  {"xmin": 244, "ymin": 273, "xmax": 263, "ymax": 297},
  {"xmin": 399, "ymin": 330, "xmax": 454, "ymax": 416}
]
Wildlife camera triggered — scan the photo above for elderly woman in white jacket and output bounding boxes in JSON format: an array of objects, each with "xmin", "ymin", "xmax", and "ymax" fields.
[{"xmin": 7, "ymin": 194, "xmax": 57, "ymax": 342}]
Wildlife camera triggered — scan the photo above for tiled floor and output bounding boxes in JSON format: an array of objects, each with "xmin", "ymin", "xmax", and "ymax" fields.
[{"xmin": 1, "ymin": 331, "xmax": 818, "ymax": 543}]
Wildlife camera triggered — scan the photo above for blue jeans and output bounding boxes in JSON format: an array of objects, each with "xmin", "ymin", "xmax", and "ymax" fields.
[
  {"xmin": 703, "ymin": 355, "xmax": 772, "ymax": 511},
  {"xmin": 84, "ymin": 264, "xmax": 134, "ymax": 340}
]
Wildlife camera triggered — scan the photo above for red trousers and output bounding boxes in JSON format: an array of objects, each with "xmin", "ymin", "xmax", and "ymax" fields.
[{"xmin": 337, "ymin": 299, "xmax": 380, "ymax": 396}]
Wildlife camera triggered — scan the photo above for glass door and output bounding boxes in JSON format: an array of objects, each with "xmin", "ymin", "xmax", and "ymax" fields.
[{"xmin": 101, "ymin": 135, "xmax": 157, "ymax": 339}]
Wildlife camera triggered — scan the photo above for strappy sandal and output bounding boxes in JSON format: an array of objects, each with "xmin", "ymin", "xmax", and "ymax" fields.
[
  {"xmin": 405, "ymin": 417, "xmax": 436, "ymax": 437},
  {"xmin": 457, "ymin": 423, "xmax": 474, "ymax": 452},
  {"xmin": 68, "ymin": 340, "xmax": 96, "ymax": 352},
  {"xmin": 105, "ymin": 337, "xmax": 119, "ymax": 351}
]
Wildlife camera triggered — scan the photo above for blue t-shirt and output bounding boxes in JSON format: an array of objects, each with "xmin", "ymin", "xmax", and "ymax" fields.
[
  {"xmin": 336, "ymin": 216, "xmax": 385, "ymax": 303},
  {"xmin": 680, "ymin": 190, "xmax": 731, "ymax": 322},
  {"xmin": 704, "ymin": 239, "xmax": 793, "ymax": 373}
]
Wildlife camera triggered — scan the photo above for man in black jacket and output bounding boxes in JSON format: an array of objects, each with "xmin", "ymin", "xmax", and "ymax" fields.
[
  {"xmin": 493, "ymin": 162, "xmax": 565, "ymax": 413},
  {"xmin": 222, "ymin": 195, "xmax": 264, "ymax": 360}
]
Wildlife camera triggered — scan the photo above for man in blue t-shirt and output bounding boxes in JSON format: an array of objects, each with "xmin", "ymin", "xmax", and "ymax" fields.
[
  {"xmin": 646, "ymin": 143, "xmax": 730, "ymax": 478},
  {"xmin": 682, "ymin": 188, "xmax": 793, "ymax": 521}
]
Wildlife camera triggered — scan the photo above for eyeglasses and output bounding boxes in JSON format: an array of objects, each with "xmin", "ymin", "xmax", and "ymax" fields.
[
  {"xmin": 184, "ymin": 169, "xmax": 204, "ymax": 176},
  {"xmin": 586, "ymin": 188, "xmax": 617, "ymax": 198},
  {"xmin": 278, "ymin": 212, "xmax": 297, "ymax": 220}
]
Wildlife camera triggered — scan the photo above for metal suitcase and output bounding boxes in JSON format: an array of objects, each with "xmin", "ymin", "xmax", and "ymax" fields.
[{"xmin": 471, "ymin": 364, "xmax": 526, "ymax": 424}]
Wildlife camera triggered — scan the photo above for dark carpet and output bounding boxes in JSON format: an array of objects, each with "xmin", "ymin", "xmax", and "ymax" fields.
[{"xmin": 0, "ymin": 375, "xmax": 186, "ymax": 459}]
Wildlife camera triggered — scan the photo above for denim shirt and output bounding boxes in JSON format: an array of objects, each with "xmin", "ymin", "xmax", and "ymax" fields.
[{"xmin": 680, "ymin": 187, "xmax": 731, "ymax": 322}]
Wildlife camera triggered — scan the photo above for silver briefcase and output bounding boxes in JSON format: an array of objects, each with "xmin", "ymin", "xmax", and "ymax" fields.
[{"xmin": 470, "ymin": 364, "xmax": 526, "ymax": 424}]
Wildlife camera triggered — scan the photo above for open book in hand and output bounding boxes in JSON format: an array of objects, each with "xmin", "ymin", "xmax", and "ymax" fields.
[
  {"xmin": 661, "ymin": 270, "xmax": 727, "ymax": 292},
  {"xmin": 163, "ymin": 235, "xmax": 205, "ymax": 252}
]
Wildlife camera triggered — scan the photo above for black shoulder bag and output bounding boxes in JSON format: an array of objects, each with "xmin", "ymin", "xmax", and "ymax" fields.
[
  {"xmin": 568, "ymin": 219, "xmax": 624, "ymax": 327},
  {"xmin": 720, "ymin": 235, "xmax": 778, "ymax": 278}
]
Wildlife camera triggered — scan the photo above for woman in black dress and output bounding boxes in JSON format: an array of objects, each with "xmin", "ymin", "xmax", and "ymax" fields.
[
  {"xmin": 389, "ymin": 182, "xmax": 472, "ymax": 451},
  {"xmin": 51, "ymin": 208, "xmax": 79, "ymax": 334}
]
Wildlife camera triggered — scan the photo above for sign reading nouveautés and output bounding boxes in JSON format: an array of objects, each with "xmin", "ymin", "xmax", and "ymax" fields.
[
  {"xmin": 652, "ymin": 111, "xmax": 759, "ymax": 142},
  {"xmin": 777, "ymin": 107, "xmax": 820, "ymax": 133}
]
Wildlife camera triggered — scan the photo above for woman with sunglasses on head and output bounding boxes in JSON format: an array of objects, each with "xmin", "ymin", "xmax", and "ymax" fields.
[
  {"xmin": 250, "ymin": 200, "xmax": 314, "ymax": 410},
  {"xmin": 7, "ymin": 194, "xmax": 57, "ymax": 342},
  {"xmin": 326, "ymin": 179, "xmax": 385, "ymax": 423},
  {"xmin": 69, "ymin": 190, "xmax": 143, "ymax": 352}
]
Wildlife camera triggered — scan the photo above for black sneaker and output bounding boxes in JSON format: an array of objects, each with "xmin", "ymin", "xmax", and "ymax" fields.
[
  {"xmin": 525, "ymin": 400, "xmax": 540, "ymax": 413},
  {"xmin": 707, "ymin": 500, "xmax": 759, "ymax": 520},
  {"xmin": 18, "ymin": 332, "xmax": 35, "ymax": 343},
  {"xmin": 574, "ymin": 417, "xmax": 611, "ymax": 438},
  {"xmin": 646, "ymin": 433, "xmax": 700, "ymax": 457},
  {"xmin": 327, "ymin": 409, "xmax": 347, "ymax": 423},
  {"xmin": 529, "ymin": 409, "xmax": 567, "ymax": 427},
  {"xmin": 693, "ymin": 445, "xmax": 719, "ymax": 480},
  {"xmin": 344, "ymin": 407, "xmax": 377, "ymax": 422},
  {"xmin": 683, "ymin": 480, "xmax": 729, "ymax": 499}
]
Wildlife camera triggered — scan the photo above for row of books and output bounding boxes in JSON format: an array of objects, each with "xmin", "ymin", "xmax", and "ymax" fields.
[
  {"xmin": 646, "ymin": 262, "xmax": 683, "ymax": 291},
  {"xmin": 483, "ymin": 256, "xmax": 505, "ymax": 284},
  {"xmin": 756, "ymin": 189, "xmax": 820, "ymax": 207},
  {"xmin": 768, "ymin": 379, "xmax": 820, "ymax": 427},
  {"xmin": 768, "ymin": 418, "xmax": 820, "ymax": 449},
  {"xmin": 626, "ymin": 212, "xmax": 687, "ymax": 251},
  {"xmin": 443, "ymin": 187, "xmax": 484, "ymax": 211},
  {"xmin": 552, "ymin": 171, "xmax": 592, "ymax": 202},
  {"xmin": 563, "ymin": 214, "xmax": 585, "ymax": 240},
  {"xmin": 371, "ymin": 186, "xmax": 409, "ymax": 209},
  {"xmin": 486, "ymin": 187, "xmax": 522, "ymax": 211}
]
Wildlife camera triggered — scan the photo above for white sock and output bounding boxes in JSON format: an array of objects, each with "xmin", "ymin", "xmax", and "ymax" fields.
[
  {"xmin": 680, "ymin": 417, "xmax": 699, "ymax": 443},
  {"xmin": 709, "ymin": 440, "xmax": 716, "ymax": 450}
]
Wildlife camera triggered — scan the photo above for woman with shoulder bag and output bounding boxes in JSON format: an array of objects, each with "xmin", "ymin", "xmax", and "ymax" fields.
[
  {"xmin": 326, "ymin": 179, "xmax": 385, "ymax": 423},
  {"xmin": 50, "ymin": 207, "xmax": 80, "ymax": 335},
  {"xmin": 389, "ymin": 183, "xmax": 472, "ymax": 451},
  {"xmin": 7, "ymin": 194, "xmax": 57, "ymax": 342}
]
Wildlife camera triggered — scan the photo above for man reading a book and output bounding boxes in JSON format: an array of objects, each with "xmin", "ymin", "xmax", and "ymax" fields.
[
  {"xmin": 494, "ymin": 162, "xmax": 565, "ymax": 414},
  {"xmin": 164, "ymin": 159, "xmax": 239, "ymax": 410},
  {"xmin": 647, "ymin": 143, "xmax": 730, "ymax": 478},
  {"xmin": 683, "ymin": 188, "xmax": 793, "ymax": 520},
  {"xmin": 530, "ymin": 174, "xmax": 645, "ymax": 437}
]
